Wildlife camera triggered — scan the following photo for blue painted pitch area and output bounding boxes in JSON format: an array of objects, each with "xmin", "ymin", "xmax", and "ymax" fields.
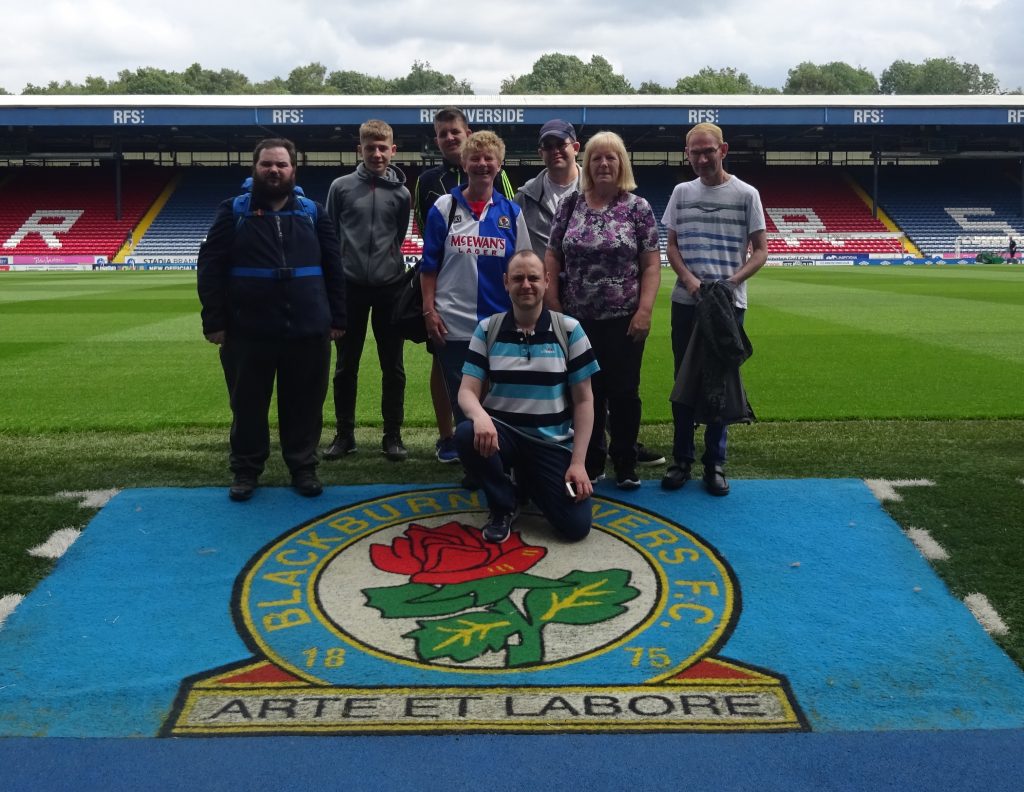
[
  {"xmin": 0, "ymin": 480, "xmax": 1022, "ymax": 787},
  {"xmin": 2, "ymin": 730, "xmax": 1023, "ymax": 792}
]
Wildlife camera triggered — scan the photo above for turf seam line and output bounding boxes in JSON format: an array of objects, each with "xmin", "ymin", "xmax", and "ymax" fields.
[
  {"xmin": 964, "ymin": 593, "xmax": 1010, "ymax": 636},
  {"xmin": 904, "ymin": 527, "xmax": 950, "ymax": 561},
  {"xmin": 864, "ymin": 478, "xmax": 935, "ymax": 502},
  {"xmin": 0, "ymin": 593, "xmax": 24, "ymax": 630}
]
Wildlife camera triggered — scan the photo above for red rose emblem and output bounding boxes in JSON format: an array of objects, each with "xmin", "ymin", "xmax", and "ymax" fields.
[{"xmin": 370, "ymin": 521, "xmax": 546, "ymax": 585}]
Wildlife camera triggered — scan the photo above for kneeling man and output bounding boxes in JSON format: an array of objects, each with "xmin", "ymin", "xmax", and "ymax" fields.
[{"xmin": 456, "ymin": 251, "xmax": 599, "ymax": 544}]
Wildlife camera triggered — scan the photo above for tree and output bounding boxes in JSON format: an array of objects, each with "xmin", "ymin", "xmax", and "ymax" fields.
[
  {"xmin": 637, "ymin": 80, "xmax": 669, "ymax": 94},
  {"xmin": 113, "ymin": 67, "xmax": 188, "ymax": 94},
  {"xmin": 285, "ymin": 62, "xmax": 329, "ymax": 94},
  {"xmin": 182, "ymin": 63, "xmax": 252, "ymax": 95},
  {"xmin": 784, "ymin": 62, "xmax": 878, "ymax": 94},
  {"xmin": 501, "ymin": 53, "xmax": 634, "ymax": 94},
  {"xmin": 880, "ymin": 57, "xmax": 999, "ymax": 94},
  {"xmin": 252, "ymin": 77, "xmax": 290, "ymax": 94},
  {"xmin": 674, "ymin": 66, "xmax": 776, "ymax": 94},
  {"xmin": 390, "ymin": 61, "xmax": 472, "ymax": 94},
  {"xmin": 326, "ymin": 70, "xmax": 390, "ymax": 95}
]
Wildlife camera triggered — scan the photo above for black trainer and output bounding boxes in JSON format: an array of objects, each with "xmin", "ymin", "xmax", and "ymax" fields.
[
  {"xmin": 703, "ymin": 464, "xmax": 730, "ymax": 497},
  {"xmin": 228, "ymin": 473, "xmax": 258, "ymax": 502},
  {"xmin": 482, "ymin": 507, "xmax": 519, "ymax": 543},
  {"xmin": 323, "ymin": 433, "xmax": 356, "ymax": 460},
  {"xmin": 382, "ymin": 434, "xmax": 408, "ymax": 462},
  {"xmin": 636, "ymin": 443, "xmax": 667, "ymax": 467},
  {"xmin": 660, "ymin": 462, "xmax": 692, "ymax": 491},
  {"xmin": 615, "ymin": 465, "xmax": 641, "ymax": 491},
  {"xmin": 292, "ymin": 470, "xmax": 323, "ymax": 497}
]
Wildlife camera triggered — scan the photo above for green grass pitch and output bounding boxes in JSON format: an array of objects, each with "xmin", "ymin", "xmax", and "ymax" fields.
[{"xmin": 0, "ymin": 265, "xmax": 1022, "ymax": 664}]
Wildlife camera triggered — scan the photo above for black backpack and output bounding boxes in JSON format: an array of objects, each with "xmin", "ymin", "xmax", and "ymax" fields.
[{"xmin": 392, "ymin": 198, "xmax": 459, "ymax": 343}]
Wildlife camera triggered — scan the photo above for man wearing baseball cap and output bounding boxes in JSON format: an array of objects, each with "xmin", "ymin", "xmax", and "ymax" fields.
[
  {"xmin": 514, "ymin": 119, "xmax": 582, "ymax": 259},
  {"xmin": 517, "ymin": 119, "xmax": 667, "ymax": 471}
]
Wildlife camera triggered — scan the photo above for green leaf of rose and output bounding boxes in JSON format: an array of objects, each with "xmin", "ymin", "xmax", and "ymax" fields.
[
  {"xmin": 412, "ymin": 573, "xmax": 565, "ymax": 607},
  {"xmin": 523, "ymin": 569, "xmax": 640, "ymax": 626},
  {"xmin": 406, "ymin": 611, "xmax": 519, "ymax": 663},
  {"xmin": 362, "ymin": 582, "xmax": 476, "ymax": 618}
]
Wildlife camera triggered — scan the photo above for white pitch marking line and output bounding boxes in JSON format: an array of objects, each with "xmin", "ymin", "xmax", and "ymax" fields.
[
  {"xmin": 55, "ymin": 489, "xmax": 120, "ymax": 509},
  {"xmin": 964, "ymin": 593, "xmax": 1010, "ymax": 636},
  {"xmin": 865, "ymin": 478, "xmax": 935, "ymax": 503},
  {"xmin": 904, "ymin": 527, "xmax": 950, "ymax": 561},
  {"xmin": 0, "ymin": 593, "xmax": 25, "ymax": 630},
  {"xmin": 27, "ymin": 527, "xmax": 82, "ymax": 560}
]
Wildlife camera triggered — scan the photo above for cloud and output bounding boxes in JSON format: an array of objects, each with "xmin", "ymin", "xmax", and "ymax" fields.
[{"xmin": 0, "ymin": 0, "xmax": 1021, "ymax": 94}]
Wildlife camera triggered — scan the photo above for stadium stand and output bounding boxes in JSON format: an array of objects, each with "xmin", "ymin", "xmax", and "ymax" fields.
[
  {"xmin": 852, "ymin": 163, "xmax": 1024, "ymax": 258},
  {"xmin": 746, "ymin": 166, "xmax": 904, "ymax": 256},
  {"xmin": 20, "ymin": 160, "xmax": 1022, "ymax": 265},
  {"xmin": 129, "ymin": 166, "xmax": 422, "ymax": 260},
  {"xmin": 0, "ymin": 166, "xmax": 170, "ymax": 260}
]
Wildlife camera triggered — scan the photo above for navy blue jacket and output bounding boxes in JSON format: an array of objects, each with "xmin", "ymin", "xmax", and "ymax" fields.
[{"xmin": 197, "ymin": 190, "xmax": 346, "ymax": 339}]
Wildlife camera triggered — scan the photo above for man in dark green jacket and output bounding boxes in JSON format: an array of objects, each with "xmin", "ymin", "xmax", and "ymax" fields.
[{"xmin": 198, "ymin": 138, "xmax": 346, "ymax": 502}]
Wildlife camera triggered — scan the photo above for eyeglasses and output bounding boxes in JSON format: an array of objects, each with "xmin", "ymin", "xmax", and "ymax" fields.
[
  {"xmin": 540, "ymin": 139, "xmax": 572, "ymax": 151},
  {"xmin": 686, "ymin": 146, "xmax": 720, "ymax": 160}
]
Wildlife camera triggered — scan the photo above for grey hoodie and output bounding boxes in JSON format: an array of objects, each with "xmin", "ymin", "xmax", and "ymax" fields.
[
  {"xmin": 514, "ymin": 167, "xmax": 583, "ymax": 259},
  {"xmin": 326, "ymin": 162, "xmax": 411, "ymax": 286}
]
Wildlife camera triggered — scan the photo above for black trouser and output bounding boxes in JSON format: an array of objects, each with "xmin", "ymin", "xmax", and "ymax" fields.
[
  {"xmin": 220, "ymin": 332, "xmax": 331, "ymax": 476},
  {"xmin": 455, "ymin": 420, "xmax": 591, "ymax": 541},
  {"xmin": 332, "ymin": 280, "xmax": 406, "ymax": 437},
  {"xmin": 579, "ymin": 315, "xmax": 645, "ymax": 476}
]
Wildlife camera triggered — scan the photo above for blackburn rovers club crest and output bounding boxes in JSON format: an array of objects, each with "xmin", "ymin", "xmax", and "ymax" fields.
[{"xmin": 165, "ymin": 488, "xmax": 805, "ymax": 734}]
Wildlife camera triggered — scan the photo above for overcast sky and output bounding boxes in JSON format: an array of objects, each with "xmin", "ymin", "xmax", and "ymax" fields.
[{"xmin": 1, "ymin": 0, "xmax": 1020, "ymax": 95}]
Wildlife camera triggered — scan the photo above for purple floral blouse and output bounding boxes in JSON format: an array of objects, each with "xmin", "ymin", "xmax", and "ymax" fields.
[{"xmin": 548, "ymin": 190, "xmax": 660, "ymax": 321}]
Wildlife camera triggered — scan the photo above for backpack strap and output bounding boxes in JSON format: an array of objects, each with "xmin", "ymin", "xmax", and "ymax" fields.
[
  {"xmin": 547, "ymin": 310, "xmax": 570, "ymax": 359},
  {"xmin": 232, "ymin": 186, "xmax": 318, "ymax": 230},
  {"xmin": 484, "ymin": 311, "xmax": 507, "ymax": 356},
  {"xmin": 485, "ymin": 310, "xmax": 570, "ymax": 359}
]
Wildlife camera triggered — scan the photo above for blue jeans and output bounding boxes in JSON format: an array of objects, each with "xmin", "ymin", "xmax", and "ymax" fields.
[
  {"xmin": 670, "ymin": 301, "xmax": 745, "ymax": 467},
  {"xmin": 455, "ymin": 420, "xmax": 591, "ymax": 542}
]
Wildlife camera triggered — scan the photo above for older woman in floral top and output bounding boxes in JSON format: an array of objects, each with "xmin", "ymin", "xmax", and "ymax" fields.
[{"xmin": 544, "ymin": 131, "xmax": 661, "ymax": 490}]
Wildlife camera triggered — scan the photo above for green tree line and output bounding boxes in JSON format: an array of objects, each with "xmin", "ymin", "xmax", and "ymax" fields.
[{"xmin": 5, "ymin": 54, "xmax": 1017, "ymax": 96}]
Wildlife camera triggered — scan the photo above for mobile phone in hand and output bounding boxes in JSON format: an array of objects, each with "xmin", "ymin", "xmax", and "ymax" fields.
[{"xmin": 565, "ymin": 481, "xmax": 576, "ymax": 498}]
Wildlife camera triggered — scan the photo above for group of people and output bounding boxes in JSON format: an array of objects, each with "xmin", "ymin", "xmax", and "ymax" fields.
[{"xmin": 196, "ymin": 110, "xmax": 766, "ymax": 547}]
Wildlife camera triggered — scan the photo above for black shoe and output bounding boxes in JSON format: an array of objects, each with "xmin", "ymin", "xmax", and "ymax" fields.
[
  {"xmin": 482, "ymin": 507, "xmax": 519, "ymax": 544},
  {"xmin": 382, "ymin": 433, "xmax": 408, "ymax": 462},
  {"xmin": 637, "ymin": 443, "xmax": 666, "ymax": 467},
  {"xmin": 661, "ymin": 462, "xmax": 692, "ymax": 491},
  {"xmin": 703, "ymin": 464, "xmax": 730, "ymax": 497},
  {"xmin": 228, "ymin": 473, "xmax": 257, "ymax": 502},
  {"xmin": 615, "ymin": 465, "xmax": 641, "ymax": 491},
  {"xmin": 292, "ymin": 470, "xmax": 323, "ymax": 497},
  {"xmin": 323, "ymin": 433, "xmax": 356, "ymax": 460}
]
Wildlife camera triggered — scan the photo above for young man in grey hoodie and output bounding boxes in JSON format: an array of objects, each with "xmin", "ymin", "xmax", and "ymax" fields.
[{"xmin": 323, "ymin": 119, "xmax": 412, "ymax": 462}]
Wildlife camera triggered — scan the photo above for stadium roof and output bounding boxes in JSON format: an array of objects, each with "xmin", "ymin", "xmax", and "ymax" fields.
[{"xmin": 2, "ymin": 94, "xmax": 1023, "ymax": 160}]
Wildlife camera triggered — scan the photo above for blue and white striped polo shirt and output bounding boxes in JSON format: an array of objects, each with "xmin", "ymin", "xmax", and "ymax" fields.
[{"xmin": 462, "ymin": 309, "xmax": 600, "ymax": 446}]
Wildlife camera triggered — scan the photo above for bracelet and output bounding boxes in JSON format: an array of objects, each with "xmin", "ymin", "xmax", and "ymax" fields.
[{"xmin": 422, "ymin": 310, "xmax": 435, "ymax": 317}]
